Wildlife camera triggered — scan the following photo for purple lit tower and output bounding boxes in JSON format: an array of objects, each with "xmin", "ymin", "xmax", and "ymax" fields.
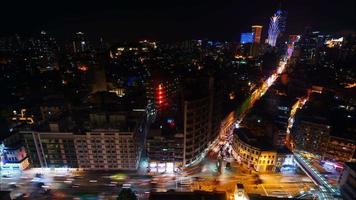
[{"xmin": 267, "ymin": 14, "xmax": 280, "ymax": 47}]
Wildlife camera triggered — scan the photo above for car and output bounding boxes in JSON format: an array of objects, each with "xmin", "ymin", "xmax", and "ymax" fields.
[
  {"xmin": 40, "ymin": 188, "xmax": 51, "ymax": 195},
  {"xmin": 64, "ymin": 180, "xmax": 73, "ymax": 184},
  {"xmin": 9, "ymin": 182, "xmax": 17, "ymax": 188},
  {"xmin": 14, "ymin": 193, "xmax": 30, "ymax": 199},
  {"xmin": 36, "ymin": 182, "xmax": 45, "ymax": 188},
  {"xmin": 35, "ymin": 173, "xmax": 44, "ymax": 178}
]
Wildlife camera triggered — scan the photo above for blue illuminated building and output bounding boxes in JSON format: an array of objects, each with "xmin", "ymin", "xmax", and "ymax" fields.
[{"xmin": 240, "ymin": 32, "xmax": 254, "ymax": 44}]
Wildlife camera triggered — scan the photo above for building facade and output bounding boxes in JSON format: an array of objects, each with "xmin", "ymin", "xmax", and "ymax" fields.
[
  {"xmin": 22, "ymin": 129, "xmax": 140, "ymax": 170},
  {"xmin": 292, "ymin": 120, "xmax": 330, "ymax": 156},
  {"xmin": 147, "ymin": 128, "xmax": 184, "ymax": 173},
  {"xmin": 183, "ymin": 96, "xmax": 211, "ymax": 166},
  {"xmin": 23, "ymin": 132, "xmax": 78, "ymax": 168},
  {"xmin": 233, "ymin": 128, "xmax": 294, "ymax": 172},
  {"xmin": 0, "ymin": 144, "xmax": 30, "ymax": 174},
  {"xmin": 75, "ymin": 130, "xmax": 140, "ymax": 170},
  {"xmin": 292, "ymin": 120, "xmax": 355, "ymax": 162},
  {"xmin": 251, "ymin": 25, "xmax": 262, "ymax": 44},
  {"xmin": 324, "ymin": 136, "xmax": 356, "ymax": 163}
]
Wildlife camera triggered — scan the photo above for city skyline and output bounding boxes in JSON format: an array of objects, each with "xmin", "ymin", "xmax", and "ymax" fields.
[
  {"xmin": 0, "ymin": 0, "xmax": 355, "ymax": 42},
  {"xmin": 0, "ymin": 1, "xmax": 355, "ymax": 200}
]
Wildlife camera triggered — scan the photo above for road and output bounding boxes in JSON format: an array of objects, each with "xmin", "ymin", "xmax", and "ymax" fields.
[
  {"xmin": 181, "ymin": 52, "xmax": 317, "ymax": 199},
  {"xmin": 294, "ymin": 152, "xmax": 341, "ymax": 199}
]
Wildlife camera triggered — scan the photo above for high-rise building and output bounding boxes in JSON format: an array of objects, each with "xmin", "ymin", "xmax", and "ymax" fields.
[
  {"xmin": 251, "ymin": 25, "xmax": 263, "ymax": 44},
  {"xmin": 294, "ymin": 28, "xmax": 331, "ymax": 64},
  {"xmin": 275, "ymin": 10, "xmax": 287, "ymax": 34},
  {"xmin": 267, "ymin": 14, "xmax": 280, "ymax": 47},
  {"xmin": 251, "ymin": 25, "xmax": 263, "ymax": 57},
  {"xmin": 291, "ymin": 92, "xmax": 356, "ymax": 162},
  {"xmin": 22, "ymin": 129, "xmax": 141, "ymax": 170},
  {"xmin": 240, "ymin": 32, "xmax": 254, "ymax": 44},
  {"xmin": 147, "ymin": 121, "xmax": 184, "ymax": 173},
  {"xmin": 21, "ymin": 94, "xmax": 146, "ymax": 170},
  {"xmin": 145, "ymin": 76, "xmax": 180, "ymax": 113},
  {"xmin": 182, "ymin": 77, "xmax": 222, "ymax": 166},
  {"xmin": 183, "ymin": 95, "xmax": 211, "ymax": 165},
  {"xmin": 292, "ymin": 120, "xmax": 330, "ymax": 155},
  {"xmin": 147, "ymin": 77, "xmax": 222, "ymax": 167},
  {"xmin": 73, "ymin": 32, "xmax": 88, "ymax": 53}
]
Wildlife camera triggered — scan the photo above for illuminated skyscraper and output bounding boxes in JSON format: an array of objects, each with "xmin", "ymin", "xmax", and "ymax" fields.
[
  {"xmin": 251, "ymin": 25, "xmax": 263, "ymax": 44},
  {"xmin": 251, "ymin": 25, "xmax": 263, "ymax": 57},
  {"xmin": 275, "ymin": 10, "xmax": 287, "ymax": 34},
  {"xmin": 240, "ymin": 32, "xmax": 254, "ymax": 44},
  {"xmin": 267, "ymin": 14, "xmax": 280, "ymax": 47},
  {"xmin": 73, "ymin": 32, "xmax": 87, "ymax": 53}
]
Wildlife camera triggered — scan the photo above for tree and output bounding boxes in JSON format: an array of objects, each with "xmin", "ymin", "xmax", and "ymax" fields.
[{"xmin": 117, "ymin": 188, "xmax": 137, "ymax": 200}]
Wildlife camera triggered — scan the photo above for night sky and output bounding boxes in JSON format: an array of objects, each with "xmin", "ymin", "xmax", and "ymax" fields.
[{"xmin": 1, "ymin": 0, "xmax": 355, "ymax": 42}]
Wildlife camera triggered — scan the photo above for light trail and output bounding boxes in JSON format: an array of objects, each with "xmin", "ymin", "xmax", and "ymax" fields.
[
  {"xmin": 294, "ymin": 152, "xmax": 340, "ymax": 199},
  {"xmin": 204, "ymin": 54, "xmax": 290, "ymax": 163},
  {"xmin": 185, "ymin": 48, "xmax": 293, "ymax": 200},
  {"xmin": 285, "ymin": 96, "xmax": 309, "ymax": 149}
]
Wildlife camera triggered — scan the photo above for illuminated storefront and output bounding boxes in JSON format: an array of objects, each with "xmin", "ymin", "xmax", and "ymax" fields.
[
  {"xmin": 0, "ymin": 144, "xmax": 30, "ymax": 174},
  {"xmin": 148, "ymin": 161, "xmax": 181, "ymax": 174},
  {"xmin": 233, "ymin": 128, "xmax": 295, "ymax": 172}
]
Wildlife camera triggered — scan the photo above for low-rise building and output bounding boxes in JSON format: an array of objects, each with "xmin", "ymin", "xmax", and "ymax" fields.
[
  {"xmin": 0, "ymin": 143, "xmax": 30, "ymax": 174},
  {"xmin": 233, "ymin": 128, "xmax": 294, "ymax": 172}
]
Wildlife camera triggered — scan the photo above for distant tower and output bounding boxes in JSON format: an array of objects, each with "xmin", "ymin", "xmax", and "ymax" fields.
[
  {"xmin": 251, "ymin": 25, "xmax": 263, "ymax": 44},
  {"xmin": 276, "ymin": 0, "xmax": 288, "ymax": 34},
  {"xmin": 73, "ymin": 32, "xmax": 87, "ymax": 53},
  {"xmin": 276, "ymin": 10, "xmax": 287, "ymax": 34},
  {"xmin": 267, "ymin": 14, "xmax": 280, "ymax": 47},
  {"xmin": 251, "ymin": 25, "xmax": 263, "ymax": 57}
]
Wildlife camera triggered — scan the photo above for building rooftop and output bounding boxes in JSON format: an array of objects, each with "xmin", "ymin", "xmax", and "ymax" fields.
[
  {"xmin": 149, "ymin": 116, "xmax": 183, "ymax": 139},
  {"xmin": 297, "ymin": 91, "xmax": 356, "ymax": 141},
  {"xmin": 345, "ymin": 162, "xmax": 356, "ymax": 172},
  {"xmin": 277, "ymin": 146, "xmax": 293, "ymax": 154},
  {"xmin": 234, "ymin": 128, "xmax": 274, "ymax": 151}
]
